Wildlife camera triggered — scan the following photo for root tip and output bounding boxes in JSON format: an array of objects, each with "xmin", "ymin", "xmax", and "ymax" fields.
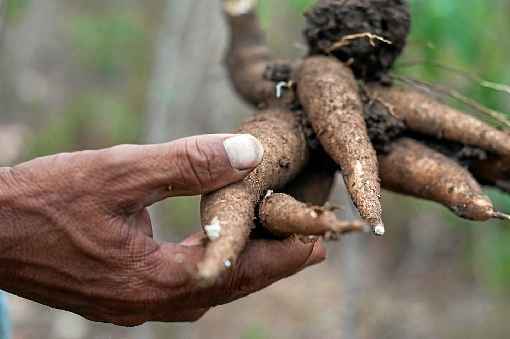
[
  {"xmin": 373, "ymin": 223, "xmax": 385, "ymax": 236},
  {"xmin": 492, "ymin": 211, "xmax": 510, "ymax": 221}
]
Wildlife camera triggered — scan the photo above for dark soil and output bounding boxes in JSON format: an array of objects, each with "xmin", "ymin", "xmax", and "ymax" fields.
[
  {"xmin": 303, "ymin": 0, "xmax": 411, "ymax": 81},
  {"xmin": 263, "ymin": 62, "xmax": 293, "ymax": 83},
  {"xmin": 361, "ymin": 89, "xmax": 406, "ymax": 152}
]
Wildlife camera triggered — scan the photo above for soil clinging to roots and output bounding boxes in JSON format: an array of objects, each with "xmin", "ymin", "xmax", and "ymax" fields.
[{"xmin": 304, "ymin": 0, "xmax": 411, "ymax": 81}]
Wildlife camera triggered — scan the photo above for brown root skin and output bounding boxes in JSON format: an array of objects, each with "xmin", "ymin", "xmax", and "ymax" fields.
[
  {"xmin": 367, "ymin": 85, "xmax": 510, "ymax": 157},
  {"xmin": 259, "ymin": 193, "xmax": 367, "ymax": 238},
  {"xmin": 224, "ymin": 6, "xmax": 296, "ymax": 108},
  {"xmin": 379, "ymin": 138, "xmax": 500, "ymax": 221},
  {"xmin": 297, "ymin": 56, "xmax": 383, "ymax": 232},
  {"xmin": 198, "ymin": 109, "xmax": 309, "ymax": 282}
]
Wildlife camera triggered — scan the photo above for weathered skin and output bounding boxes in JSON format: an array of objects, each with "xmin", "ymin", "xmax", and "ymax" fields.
[
  {"xmin": 198, "ymin": 109, "xmax": 309, "ymax": 281},
  {"xmin": 259, "ymin": 193, "xmax": 366, "ymax": 238},
  {"xmin": 297, "ymin": 56, "xmax": 383, "ymax": 233},
  {"xmin": 368, "ymin": 85, "xmax": 510, "ymax": 157},
  {"xmin": 379, "ymin": 138, "xmax": 497, "ymax": 221}
]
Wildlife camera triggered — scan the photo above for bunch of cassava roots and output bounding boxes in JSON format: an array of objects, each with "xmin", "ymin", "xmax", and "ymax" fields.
[{"xmin": 197, "ymin": 0, "xmax": 510, "ymax": 282}]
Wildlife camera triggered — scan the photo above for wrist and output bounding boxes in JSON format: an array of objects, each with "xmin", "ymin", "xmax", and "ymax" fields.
[{"xmin": 0, "ymin": 167, "xmax": 21, "ymax": 280}]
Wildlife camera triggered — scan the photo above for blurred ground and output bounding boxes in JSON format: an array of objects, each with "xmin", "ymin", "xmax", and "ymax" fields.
[{"xmin": 2, "ymin": 0, "xmax": 510, "ymax": 338}]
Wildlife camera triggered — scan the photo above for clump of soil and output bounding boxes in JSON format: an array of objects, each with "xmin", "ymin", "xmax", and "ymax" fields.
[
  {"xmin": 263, "ymin": 62, "xmax": 293, "ymax": 82},
  {"xmin": 361, "ymin": 94, "xmax": 406, "ymax": 152},
  {"xmin": 303, "ymin": 0, "xmax": 411, "ymax": 81}
]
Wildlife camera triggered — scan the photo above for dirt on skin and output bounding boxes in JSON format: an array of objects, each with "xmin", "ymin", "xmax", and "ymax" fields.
[
  {"xmin": 379, "ymin": 138, "xmax": 497, "ymax": 221},
  {"xmin": 198, "ymin": 109, "xmax": 309, "ymax": 281},
  {"xmin": 304, "ymin": 0, "xmax": 411, "ymax": 81}
]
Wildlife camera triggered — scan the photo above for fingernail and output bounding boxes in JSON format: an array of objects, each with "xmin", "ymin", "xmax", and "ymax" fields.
[
  {"xmin": 304, "ymin": 240, "xmax": 326, "ymax": 267},
  {"xmin": 224, "ymin": 134, "xmax": 264, "ymax": 170}
]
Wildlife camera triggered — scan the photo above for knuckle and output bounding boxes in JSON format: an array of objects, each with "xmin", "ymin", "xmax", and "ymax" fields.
[
  {"xmin": 225, "ymin": 265, "xmax": 256, "ymax": 298},
  {"xmin": 177, "ymin": 137, "xmax": 218, "ymax": 191}
]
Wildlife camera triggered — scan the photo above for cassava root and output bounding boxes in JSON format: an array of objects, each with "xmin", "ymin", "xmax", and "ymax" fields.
[
  {"xmin": 367, "ymin": 85, "xmax": 510, "ymax": 157},
  {"xmin": 197, "ymin": 0, "xmax": 510, "ymax": 283},
  {"xmin": 297, "ymin": 56, "xmax": 384, "ymax": 235},
  {"xmin": 198, "ymin": 109, "xmax": 308, "ymax": 282},
  {"xmin": 224, "ymin": 0, "xmax": 296, "ymax": 108},
  {"xmin": 259, "ymin": 192, "xmax": 367, "ymax": 237},
  {"xmin": 379, "ymin": 138, "xmax": 508, "ymax": 221}
]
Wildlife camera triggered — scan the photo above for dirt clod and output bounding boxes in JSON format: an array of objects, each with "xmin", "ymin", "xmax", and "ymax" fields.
[
  {"xmin": 304, "ymin": 0, "xmax": 411, "ymax": 81},
  {"xmin": 263, "ymin": 62, "xmax": 294, "ymax": 83}
]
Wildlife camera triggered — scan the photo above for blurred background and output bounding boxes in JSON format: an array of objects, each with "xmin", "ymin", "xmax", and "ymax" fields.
[{"xmin": 1, "ymin": 0, "xmax": 510, "ymax": 338}]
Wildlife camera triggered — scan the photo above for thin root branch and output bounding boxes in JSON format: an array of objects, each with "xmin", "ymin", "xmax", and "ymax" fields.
[
  {"xmin": 326, "ymin": 32, "xmax": 393, "ymax": 53},
  {"xmin": 492, "ymin": 211, "xmax": 510, "ymax": 222},
  {"xmin": 393, "ymin": 75, "xmax": 510, "ymax": 130},
  {"xmin": 395, "ymin": 60, "xmax": 510, "ymax": 96}
]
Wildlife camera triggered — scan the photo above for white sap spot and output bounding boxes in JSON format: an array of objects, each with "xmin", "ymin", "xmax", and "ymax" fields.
[
  {"xmin": 264, "ymin": 190, "xmax": 274, "ymax": 199},
  {"xmin": 374, "ymin": 224, "xmax": 385, "ymax": 236},
  {"xmin": 354, "ymin": 161, "xmax": 364, "ymax": 177},
  {"xmin": 224, "ymin": 260, "xmax": 232, "ymax": 268},
  {"xmin": 204, "ymin": 217, "xmax": 222, "ymax": 241}
]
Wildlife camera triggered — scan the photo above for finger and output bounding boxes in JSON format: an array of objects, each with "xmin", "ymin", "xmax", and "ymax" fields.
[
  {"xmin": 180, "ymin": 232, "xmax": 208, "ymax": 247},
  {"xmin": 100, "ymin": 134, "xmax": 264, "ymax": 208},
  {"xmin": 150, "ymin": 236, "xmax": 326, "ymax": 309},
  {"xmin": 90, "ymin": 307, "xmax": 208, "ymax": 326},
  {"xmin": 212, "ymin": 236, "xmax": 326, "ymax": 306}
]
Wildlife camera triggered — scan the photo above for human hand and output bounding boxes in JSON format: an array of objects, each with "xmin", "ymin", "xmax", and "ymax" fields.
[{"xmin": 0, "ymin": 134, "xmax": 325, "ymax": 326}]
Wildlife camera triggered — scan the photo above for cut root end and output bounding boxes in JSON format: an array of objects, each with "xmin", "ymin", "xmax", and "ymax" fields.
[{"xmin": 325, "ymin": 32, "xmax": 393, "ymax": 53}]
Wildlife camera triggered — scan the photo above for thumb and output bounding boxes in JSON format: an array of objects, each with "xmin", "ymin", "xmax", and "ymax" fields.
[
  {"xmin": 166, "ymin": 133, "xmax": 265, "ymax": 195},
  {"xmin": 102, "ymin": 134, "xmax": 264, "ymax": 206}
]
